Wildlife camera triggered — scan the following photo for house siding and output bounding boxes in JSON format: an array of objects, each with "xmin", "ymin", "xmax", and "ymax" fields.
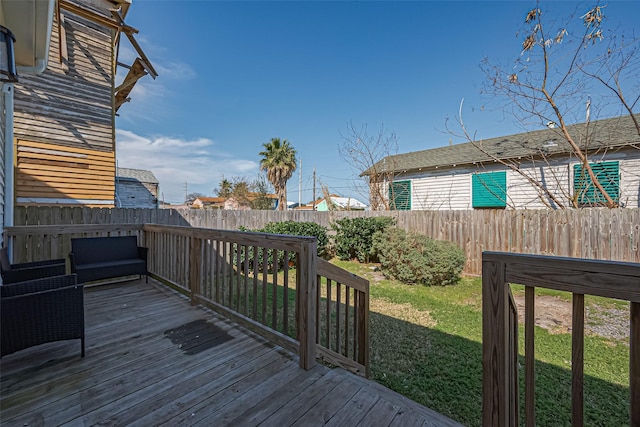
[
  {"xmin": 620, "ymin": 157, "xmax": 640, "ymax": 208},
  {"xmin": 12, "ymin": 1, "xmax": 116, "ymax": 206},
  {"xmin": 393, "ymin": 149, "xmax": 639, "ymax": 210},
  {"xmin": 411, "ymin": 173, "xmax": 471, "ymax": 210},
  {"xmin": 116, "ymin": 180, "xmax": 158, "ymax": 208},
  {"xmin": 507, "ymin": 163, "xmax": 571, "ymax": 209},
  {"xmin": 16, "ymin": 139, "xmax": 115, "ymax": 205}
]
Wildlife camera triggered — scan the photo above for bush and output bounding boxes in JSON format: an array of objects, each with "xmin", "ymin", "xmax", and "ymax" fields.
[
  {"xmin": 371, "ymin": 228, "xmax": 465, "ymax": 286},
  {"xmin": 332, "ymin": 216, "xmax": 395, "ymax": 263},
  {"xmin": 238, "ymin": 221, "xmax": 330, "ymax": 270}
]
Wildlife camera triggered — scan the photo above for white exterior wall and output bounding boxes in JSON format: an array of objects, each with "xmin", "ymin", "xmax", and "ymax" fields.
[
  {"xmin": 620, "ymin": 157, "xmax": 640, "ymax": 208},
  {"xmin": 507, "ymin": 163, "xmax": 572, "ymax": 209},
  {"xmin": 396, "ymin": 149, "xmax": 640, "ymax": 210},
  {"xmin": 411, "ymin": 172, "xmax": 471, "ymax": 210}
]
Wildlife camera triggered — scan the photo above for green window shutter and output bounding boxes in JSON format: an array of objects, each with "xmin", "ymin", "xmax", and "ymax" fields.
[
  {"xmin": 573, "ymin": 161, "xmax": 619, "ymax": 206},
  {"xmin": 472, "ymin": 171, "xmax": 507, "ymax": 208},
  {"xmin": 389, "ymin": 180, "xmax": 411, "ymax": 210}
]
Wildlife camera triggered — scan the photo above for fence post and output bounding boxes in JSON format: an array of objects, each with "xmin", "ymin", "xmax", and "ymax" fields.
[
  {"xmin": 482, "ymin": 254, "xmax": 513, "ymax": 427},
  {"xmin": 297, "ymin": 238, "xmax": 317, "ymax": 370},
  {"xmin": 189, "ymin": 235, "xmax": 202, "ymax": 304}
]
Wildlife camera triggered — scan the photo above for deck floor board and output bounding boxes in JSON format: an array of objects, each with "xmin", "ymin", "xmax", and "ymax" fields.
[{"xmin": 1, "ymin": 279, "xmax": 463, "ymax": 426}]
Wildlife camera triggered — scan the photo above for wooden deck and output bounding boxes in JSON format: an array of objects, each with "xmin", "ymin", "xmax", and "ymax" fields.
[{"xmin": 1, "ymin": 279, "xmax": 462, "ymax": 426}]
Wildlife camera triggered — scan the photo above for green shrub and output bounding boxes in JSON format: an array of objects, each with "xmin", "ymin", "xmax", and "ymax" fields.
[
  {"xmin": 238, "ymin": 221, "xmax": 329, "ymax": 270},
  {"xmin": 332, "ymin": 216, "xmax": 395, "ymax": 263},
  {"xmin": 371, "ymin": 228, "xmax": 465, "ymax": 286}
]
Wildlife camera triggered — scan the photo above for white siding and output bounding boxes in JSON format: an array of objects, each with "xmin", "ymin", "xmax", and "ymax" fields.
[
  {"xmin": 393, "ymin": 149, "xmax": 640, "ymax": 210},
  {"xmin": 621, "ymin": 157, "xmax": 640, "ymax": 208},
  {"xmin": 507, "ymin": 163, "xmax": 571, "ymax": 209},
  {"xmin": 409, "ymin": 171, "xmax": 471, "ymax": 210}
]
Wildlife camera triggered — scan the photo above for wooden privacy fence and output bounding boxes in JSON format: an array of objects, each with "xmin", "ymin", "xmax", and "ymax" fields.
[
  {"xmin": 13, "ymin": 206, "xmax": 640, "ymax": 275},
  {"xmin": 482, "ymin": 252, "xmax": 640, "ymax": 427},
  {"xmin": 3, "ymin": 223, "xmax": 370, "ymax": 376}
]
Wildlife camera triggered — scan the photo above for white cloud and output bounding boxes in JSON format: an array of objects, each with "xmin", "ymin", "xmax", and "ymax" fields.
[{"xmin": 116, "ymin": 130, "xmax": 258, "ymax": 204}]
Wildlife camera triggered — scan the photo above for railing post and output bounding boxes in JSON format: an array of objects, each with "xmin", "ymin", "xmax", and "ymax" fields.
[
  {"xmin": 482, "ymin": 256, "xmax": 512, "ymax": 427},
  {"xmin": 189, "ymin": 235, "xmax": 202, "ymax": 304},
  {"xmin": 357, "ymin": 287, "xmax": 370, "ymax": 378},
  {"xmin": 631, "ymin": 302, "xmax": 640, "ymax": 426},
  {"xmin": 297, "ymin": 238, "xmax": 317, "ymax": 370}
]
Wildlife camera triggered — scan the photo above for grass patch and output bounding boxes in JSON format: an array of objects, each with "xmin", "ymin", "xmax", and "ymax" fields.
[{"xmin": 335, "ymin": 260, "xmax": 630, "ymax": 427}]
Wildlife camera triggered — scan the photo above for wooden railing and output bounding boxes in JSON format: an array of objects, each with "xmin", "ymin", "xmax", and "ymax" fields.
[
  {"xmin": 482, "ymin": 252, "xmax": 640, "ymax": 427},
  {"xmin": 316, "ymin": 258, "xmax": 370, "ymax": 377},
  {"xmin": 3, "ymin": 224, "xmax": 370, "ymax": 376}
]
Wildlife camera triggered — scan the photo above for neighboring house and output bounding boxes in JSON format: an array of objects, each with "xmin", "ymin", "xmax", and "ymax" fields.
[
  {"xmin": 3, "ymin": 0, "xmax": 155, "ymax": 209},
  {"xmin": 115, "ymin": 167, "xmax": 159, "ymax": 208},
  {"xmin": 192, "ymin": 197, "xmax": 226, "ymax": 210},
  {"xmin": 316, "ymin": 195, "xmax": 367, "ymax": 211},
  {"xmin": 364, "ymin": 115, "xmax": 640, "ymax": 210},
  {"xmin": 193, "ymin": 193, "xmax": 277, "ymax": 210}
]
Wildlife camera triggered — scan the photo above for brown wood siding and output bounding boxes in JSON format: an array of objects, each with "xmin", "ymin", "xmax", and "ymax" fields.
[
  {"xmin": 16, "ymin": 140, "xmax": 114, "ymax": 204},
  {"xmin": 12, "ymin": 5, "xmax": 114, "ymax": 153}
]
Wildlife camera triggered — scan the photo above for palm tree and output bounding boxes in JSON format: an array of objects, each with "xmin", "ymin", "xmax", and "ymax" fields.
[
  {"xmin": 215, "ymin": 178, "xmax": 233, "ymax": 198},
  {"xmin": 259, "ymin": 138, "xmax": 297, "ymax": 211}
]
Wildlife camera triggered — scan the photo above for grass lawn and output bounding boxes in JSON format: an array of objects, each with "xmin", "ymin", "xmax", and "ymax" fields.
[{"xmin": 332, "ymin": 260, "xmax": 631, "ymax": 427}]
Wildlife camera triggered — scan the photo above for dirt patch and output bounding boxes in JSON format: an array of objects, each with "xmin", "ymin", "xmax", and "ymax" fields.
[
  {"xmin": 370, "ymin": 298, "xmax": 436, "ymax": 328},
  {"xmin": 513, "ymin": 295, "xmax": 629, "ymax": 341}
]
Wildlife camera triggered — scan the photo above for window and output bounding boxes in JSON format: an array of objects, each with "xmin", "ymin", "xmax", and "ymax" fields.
[
  {"xmin": 472, "ymin": 171, "xmax": 507, "ymax": 208},
  {"xmin": 573, "ymin": 161, "xmax": 619, "ymax": 206},
  {"xmin": 389, "ymin": 180, "xmax": 411, "ymax": 210}
]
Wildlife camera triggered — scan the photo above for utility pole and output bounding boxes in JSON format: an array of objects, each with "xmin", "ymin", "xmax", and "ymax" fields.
[
  {"xmin": 299, "ymin": 159, "xmax": 302, "ymax": 207},
  {"xmin": 312, "ymin": 167, "xmax": 316, "ymax": 210},
  {"xmin": 184, "ymin": 181, "xmax": 188, "ymax": 204}
]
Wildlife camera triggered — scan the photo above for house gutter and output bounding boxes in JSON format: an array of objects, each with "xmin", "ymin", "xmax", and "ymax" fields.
[{"xmin": 15, "ymin": 0, "xmax": 55, "ymax": 75}]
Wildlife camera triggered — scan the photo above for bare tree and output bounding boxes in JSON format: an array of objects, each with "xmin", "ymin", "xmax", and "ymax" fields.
[
  {"xmin": 453, "ymin": 4, "xmax": 639, "ymax": 209},
  {"xmin": 338, "ymin": 121, "xmax": 399, "ymax": 210}
]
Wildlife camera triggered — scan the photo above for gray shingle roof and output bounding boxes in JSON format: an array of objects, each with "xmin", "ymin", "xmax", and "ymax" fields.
[
  {"xmin": 364, "ymin": 114, "xmax": 640, "ymax": 175},
  {"xmin": 116, "ymin": 167, "xmax": 159, "ymax": 184}
]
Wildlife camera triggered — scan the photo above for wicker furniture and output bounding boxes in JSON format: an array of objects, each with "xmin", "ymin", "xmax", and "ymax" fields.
[
  {"xmin": 70, "ymin": 236, "xmax": 148, "ymax": 284},
  {"xmin": 1, "ymin": 274, "xmax": 84, "ymax": 357},
  {"xmin": 0, "ymin": 247, "xmax": 66, "ymax": 285}
]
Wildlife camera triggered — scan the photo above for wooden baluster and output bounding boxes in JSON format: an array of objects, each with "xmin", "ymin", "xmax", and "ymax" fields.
[
  {"xmin": 525, "ymin": 286, "xmax": 535, "ymax": 427},
  {"xmin": 283, "ymin": 251, "xmax": 289, "ymax": 336},
  {"xmin": 243, "ymin": 244, "xmax": 249, "ymax": 315},
  {"xmin": 315, "ymin": 275, "xmax": 321, "ymax": 344},
  {"xmin": 188, "ymin": 236, "xmax": 202, "ymax": 304},
  {"xmin": 252, "ymin": 245, "xmax": 259, "ymax": 320},
  {"xmin": 272, "ymin": 250, "xmax": 278, "ymax": 330},
  {"xmin": 262, "ymin": 248, "xmax": 268, "ymax": 325},
  {"xmin": 345, "ymin": 285, "xmax": 350, "ymax": 357},
  {"xmin": 630, "ymin": 302, "xmax": 639, "ymax": 426},
  {"xmin": 326, "ymin": 279, "xmax": 332, "ymax": 349},
  {"xmin": 572, "ymin": 293, "xmax": 584, "ymax": 427},
  {"xmin": 336, "ymin": 282, "xmax": 342, "ymax": 356}
]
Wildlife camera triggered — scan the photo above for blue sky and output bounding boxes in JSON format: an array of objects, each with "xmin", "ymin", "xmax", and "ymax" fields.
[{"xmin": 115, "ymin": 1, "xmax": 639, "ymax": 205}]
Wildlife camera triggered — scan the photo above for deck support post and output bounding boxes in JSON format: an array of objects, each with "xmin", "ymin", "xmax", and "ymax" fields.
[
  {"xmin": 482, "ymin": 257, "xmax": 514, "ymax": 427},
  {"xmin": 297, "ymin": 239, "xmax": 317, "ymax": 370}
]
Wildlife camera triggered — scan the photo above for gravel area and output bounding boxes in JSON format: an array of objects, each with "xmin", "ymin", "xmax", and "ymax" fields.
[
  {"xmin": 514, "ymin": 295, "xmax": 629, "ymax": 342},
  {"xmin": 585, "ymin": 305, "xmax": 630, "ymax": 341}
]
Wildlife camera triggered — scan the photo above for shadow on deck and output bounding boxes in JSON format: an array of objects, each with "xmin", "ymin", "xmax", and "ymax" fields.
[{"xmin": 1, "ymin": 278, "xmax": 462, "ymax": 426}]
